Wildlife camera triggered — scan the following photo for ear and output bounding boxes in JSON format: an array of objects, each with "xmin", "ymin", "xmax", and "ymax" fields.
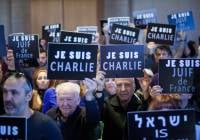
[
  {"xmin": 76, "ymin": 96, "xmax": 80, "ymax": 106},
  {"xmin": 25, "ymin": 91, "xmax": 33, "ymax": 102}
]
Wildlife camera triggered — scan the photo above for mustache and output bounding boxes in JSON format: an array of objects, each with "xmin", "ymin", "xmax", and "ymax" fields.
[{"xmin": 4, "ymin": 101, "xmax": 15, "ymax": 107}]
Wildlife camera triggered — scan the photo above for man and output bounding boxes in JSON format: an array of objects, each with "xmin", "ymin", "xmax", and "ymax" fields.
[
  {"xmin": 102, "ymin": 78, "xmax": 142, "ymax": 140},
  {"xmin": 37, "ymin": 49, "xmax": 47, "ymax": 67},
  {"xmin": 46, "ymin": 79, "xmax": 100, "ymax": 140},
  {"xmin": 2, "ymin": 72, "xmax": 63, "ymax": 140},
  {"xmin": 145, "ymin": 45, "xmax": 172, "ymax": 73}
]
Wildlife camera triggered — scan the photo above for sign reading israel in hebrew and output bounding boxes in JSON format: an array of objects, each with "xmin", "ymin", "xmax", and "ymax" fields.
[
  {"xmin": 60, "ymin": 31, "xmax": 92, "ymax": 44},
  {"xmin": 127, "ymin": 109, "xmax": 195, "ymax": 140},
  {"xmin": 168, "ymin": 11, "xmax": 195, "ymax": 31},
  {"xmin": 8, "ymin": 34, "xmax": 39, "ymax": 67},
  {"xmin": 146, "ymin": 23, "xmax": 176, "ymax": 45},
  {"xmin": 133, "ymin": 9, "xmax": 157, "ymax": 29},
  {"xmin": 0, "ymin": 116, "xmax": 27, "ymax": 140},
  {"xmin": 48, "ymin": 43, "xmax": 98, "ymax": 80},
  {"xmin": 100, "ymin": 45, "xmax": 144, "ymax": 78},
  {"xmin": 107, "ymin": 17, "xmax": 130, "ymax": 32},
  {"xmin": 76, "ymin": 26, "xmax": 97, "ymax": 43},
  {"xmin": 0, "ymin": 25, "xmax": 6, "ymax": 57},
  {"xmin": 110, "ymin": 24, "xmax": 139, "ymax": 44},
  {"xmin": 42, "ymin": 23, "xmax": 61, "ymax": 43},
  {"xmin": 159, "ymin": 59, "xmax": 200, "ymax": 93}
]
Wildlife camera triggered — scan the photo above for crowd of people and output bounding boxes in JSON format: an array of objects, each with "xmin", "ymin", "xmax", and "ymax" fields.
[{"xmin": 0, "ymin": 21, "xmax": 200, "ymax": 140}]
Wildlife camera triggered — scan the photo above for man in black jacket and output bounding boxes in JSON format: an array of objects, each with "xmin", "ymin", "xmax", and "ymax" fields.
[
  {"xmin": 102, "ymin": 78, "xmax": 142, "ymax": 140},
  {"xmin": 47, "ymin": 78, "xmax": 100, "ymax": 140},
  {"xmin": 2, "ymin": 72, "xmax": 63, "ymax": 140}
]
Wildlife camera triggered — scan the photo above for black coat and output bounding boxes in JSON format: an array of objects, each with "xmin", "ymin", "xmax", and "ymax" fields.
[
  {"xmin": 47, "ymin": 100, "xmax": 100, "ymax": 140},
  {"xmin": 102, "ymin": 94, "xmax": 141, "ymax": 140}
]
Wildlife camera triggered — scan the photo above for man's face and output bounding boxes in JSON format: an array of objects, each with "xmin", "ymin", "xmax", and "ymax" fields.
[
  {"xmin": 57, "ymin": 90, "xmax": 79, "ymax": 118},
  {"xmin": 40, "ymin": 39, "xmax": 46, "ymax": 46},
  {"xmin": 3, "ymin": 77, "xmax": 30, "ymax": 116},
  {"xmin": 38, "ymin": 52, "xmax": 47, "ymax": 67},
  {"xmin": 115, "ymin": 78, "xmax": 135, "ymax": 103},
  {"xmin": 36, "ymin": 71, "xmax": 50, "ymax": 90},
  {"xmin": 154, "ymin": 49, "xmax": 170, "ymax": 63}
]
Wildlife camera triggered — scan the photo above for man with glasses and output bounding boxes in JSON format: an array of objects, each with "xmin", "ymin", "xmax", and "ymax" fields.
[{"xmin": 2, "ymin": 72, "xmax": 63, "ymax": 140}]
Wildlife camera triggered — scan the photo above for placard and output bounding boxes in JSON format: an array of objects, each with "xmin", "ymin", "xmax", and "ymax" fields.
[
  {"xmin": 76, "ymin": 26, "xmax": 97, "ymax": 43},
  {"xmin": 0, "ymin": 25, "xmax": 6, "ymax": 57},
  {"xmin": 133, "ymin": 9, "xmax": 157, "ymax": 29},
  {"xmin": 168, "ymin": 11, "xmax": 195, "ymax": 31},
  {"xmin": 127, "ymin": 109, "xmax": 195, "ymax": 140},
  {"xmin": 47, "ymin": 43, "xmax": 98, "ymax": 80},
  {"xmin": 159, "ymin": 59, "xmax": 200, "ymax": 93},
  {"xmin": 0, "ymin": 116, "xmax": 27, "ymax": 140},
  {"xmin": 100, "ymin": 45, "xmax": 144, "ymax": 78},
  {"xmin": 107, "ymin": 17, "xmax": 130, "ymax": 32},
  {"xmin": 146, "ymin": 23, "xmax": 176, "ymax": 45},
  {"xmin": 60, "ymin": 31, "xmax": 92, "ymax": 44},
  {"xmin": 42, "ymin": 23, "xmax": 61, "ymax": 43},
  {"xmin": 8, "ymin": 34, "xmax": 39, "ymax": 68},
  {"xmin": 110, "ymin": 24, "xmax": 139, "ymax": 44}
]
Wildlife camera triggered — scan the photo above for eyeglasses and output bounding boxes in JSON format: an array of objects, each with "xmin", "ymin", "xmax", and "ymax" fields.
[{"xmin": 6, "ymin": 72, "xmax": 33, "ymax": 90}]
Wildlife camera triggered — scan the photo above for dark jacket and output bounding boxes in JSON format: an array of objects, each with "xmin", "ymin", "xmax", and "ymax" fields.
[
  {"xmin": 102, "ymin": 94, "xmax": 142, "ymax": 140},
  {"xmin": 47, "ymin": 100, "xmax": 100, "ymax": 140}
]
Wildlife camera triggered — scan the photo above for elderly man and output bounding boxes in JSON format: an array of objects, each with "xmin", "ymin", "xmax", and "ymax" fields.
[
  {"xmin": 2, "ymin": 72, "xmax": 63, "ymax": 140},
  {"xmin": 102, "ymin": 78, "xmax": 142, "ymax": 140},
  {"xmin": 46, "ymin": 78, "xmax": 100, "ymax": 140}
]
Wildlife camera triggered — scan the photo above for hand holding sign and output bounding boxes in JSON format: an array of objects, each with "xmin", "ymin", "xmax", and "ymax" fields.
[
  {"xmin": 94, "ymin": 71, "xmax": 106, "ymax": 91},
  {"xmin": 83, "ymin": 78, "xmax": 97, "ymax": 100},
  {"xmin": 149, "ymin": 85, "xmax": 163, "ymax": 98}
]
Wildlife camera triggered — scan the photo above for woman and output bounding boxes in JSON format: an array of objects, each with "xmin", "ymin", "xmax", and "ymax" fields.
[{"xmin": 30, "ymin": 67, "xmax": 54, "ymax": 111}]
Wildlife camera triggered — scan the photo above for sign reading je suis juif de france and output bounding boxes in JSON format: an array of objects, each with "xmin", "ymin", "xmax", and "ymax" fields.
[
  {"xmin": 8, "ymin": 34, "xmax": 39, "ymax": 68},
  {"xmin": 110, "ymin": 24, "xmax": 139, "ymax": 44},
  {"xmin": 159, "ymin": 59, "xmax": 200, "ymax": 94},
  {"xmin": 0, "ymin": 25, "xmax": 6, "ymax": 57},
  {"xmin": 127, "ymin": 109, "xmax": 195, "ymax": 140},
  {"xmin": 107, "ymin": 17, "xmax": 130, "ymax": 33},
  {"xmin": 42, "ymin": 23, "xmax": 61, "ymax": 43},
  {"xmin": 168, "ymin": 11, "xmax": 195, "ymax": 31},
  {"xmin": 133, "ymin": 9, "xmax": 157, "ymax": 29},
  {"xmin": 0, "ymin": 116, "xmax": 27, "ymax": 140},
  {"xmin": 100, "ymin": 44, "xmax": 144, "ymax": 78},
  {"xmin": 47, "ymin": 43, "xmax": 98, "ymax": 80},
  {"xmin": 146, "ymin": 23, "xmax": 176, "ymax": 45},
  {"xmin": 60, "ymin": 31, "xmax": 92, "ymax": 44}
]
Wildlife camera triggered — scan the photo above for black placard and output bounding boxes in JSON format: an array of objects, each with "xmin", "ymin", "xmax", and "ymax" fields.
[
  {"xmin": 47, "ymin": 43, "xmax": 98, "ymax": 80},
  {"xmin": 8, "ymin": 34, "xmax": 39, "ymax": 68},
  {"xmin": 127, "ymin": 109, "xmax": 195, "ymax": 140},
  {"xmin": 60, "ymin": 31, "xmax": 92, "ymax": 44},
  {"xmin": 146, "ymin": 23, "xmax": 176, "ymax": 45},
  {"xmin": 42, "ymin": 24, "xmax": 61, "ymax": 43},
  {"xmin": 0, "ymin": 25, "xmax": 6, "ymax": 57},
  {"xmin": 110, "ymin": 24, "xmax": 139, "ymax": 44},
  {"xmin": 100, "ymin": 45, "xmax": 144, "ymax": 78},
  {"xmin": 159, "ymin": 59, "xmax": 200, "ymax": 93},
  {"xmin": 107, "ymin": 17, "xmax": 130, "ymax": 32},
  {"xmin": 0, "ymin": 116, "xmax": 27, "ymax": 139},
  {"xmin": 133, "ymin": 9, "xmax": 157, "ymax": 29},
  {"xmin": 76, "ymin": 26, "xmax": 97, "ymax": 43}
]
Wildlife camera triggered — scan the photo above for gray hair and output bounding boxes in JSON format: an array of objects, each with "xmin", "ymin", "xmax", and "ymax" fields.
[{"xmin": 56, "ymin": 82, "xmax": 80, "ymax": 98}]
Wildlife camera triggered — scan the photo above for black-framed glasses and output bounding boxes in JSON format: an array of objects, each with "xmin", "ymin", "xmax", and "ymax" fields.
[{"xmin": 4, "ymin": 72, "xmax": 33, "ymax": 91}]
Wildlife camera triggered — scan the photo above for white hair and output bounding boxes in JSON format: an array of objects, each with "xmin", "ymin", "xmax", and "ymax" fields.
[{"xmin": 56, "ymin": 82, "xmax": 80, "ymax": 98}]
